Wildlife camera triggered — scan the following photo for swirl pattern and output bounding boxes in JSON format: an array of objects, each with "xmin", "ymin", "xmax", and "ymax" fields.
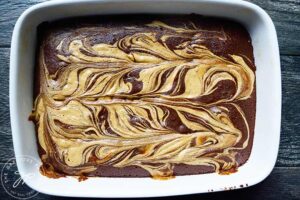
[{"xmin": 31, "ymin": 20, "xmax": 255, "ymax": 179}]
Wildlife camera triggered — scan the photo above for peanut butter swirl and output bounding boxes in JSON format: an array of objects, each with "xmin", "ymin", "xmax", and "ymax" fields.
[{"xmin": 31, "ymin": 20, "xmax": 255, "ymax": 179}]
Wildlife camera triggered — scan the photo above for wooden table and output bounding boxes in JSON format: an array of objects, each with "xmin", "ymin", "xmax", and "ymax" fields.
[{"xmin": 0, "ymin": 0, "xmax": 299, "ymax": 199}]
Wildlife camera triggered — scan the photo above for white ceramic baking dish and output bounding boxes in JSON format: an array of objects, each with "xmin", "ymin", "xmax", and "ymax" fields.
[{"xmin": 10, "ymin": 0, "xmax": 281, "ymax": 197}]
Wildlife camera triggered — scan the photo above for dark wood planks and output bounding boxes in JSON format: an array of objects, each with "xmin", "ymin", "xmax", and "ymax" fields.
[
  {"xmin": 0, "ymin": 166, "xmax": 299, "ymax": 200},
  {"xmin": 250, "ymin": 0, "xmax": 300, "ymax": 55},
  {"xmin": 0, "ymin": 0, "xmax": 299, "ymax": 54},
  {"xmin": 0, "ymin": 48, "xmax": 14, "ymax": 162},
  {"xmin": 0, "ymin": 48, "xmax": 10, "ymax": 127},
  {"xmin": 278, "ymin": 56, "xmax": 300, "ymax": 167},
  {"xmin": 0, "ymin": 0, "xmax": 46, "ymax": 48}
]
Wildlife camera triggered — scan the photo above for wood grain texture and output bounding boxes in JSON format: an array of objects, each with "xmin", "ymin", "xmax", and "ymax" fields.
[
  {"xmin": 0, "ymin": 0, "xmax": 46, "ymax": 48},
  {"xmin": 0, "ymin": 166, "xmax": 299, "ymax": 200},
  {"xmin": 0, "ymin": 48, "xmax": 10, "ymax": 128},
  {"xmin": 0, "ymin": 0, "xmax": 299, "ymax": 54},
  {"xmin": 249, "ymin": 0, "xmax": 300, "ymax": 55},
  {"xmin": 0, "ymin": 48, "xmax": 14, "ymax": 162},
  {"xmin": 278, "ymin": 56, "xmax": 300, "ymax": 167}
]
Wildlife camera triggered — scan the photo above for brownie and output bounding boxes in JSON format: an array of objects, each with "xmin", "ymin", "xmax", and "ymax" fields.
[{"xmin": 30, "ymin": 14, "xmax": 256, "ymax": 179}]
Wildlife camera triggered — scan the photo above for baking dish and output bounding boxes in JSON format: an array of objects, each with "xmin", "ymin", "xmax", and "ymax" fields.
[{"xmin": 10, "ymin": 0, "xmax": 281, "ymax": 197}]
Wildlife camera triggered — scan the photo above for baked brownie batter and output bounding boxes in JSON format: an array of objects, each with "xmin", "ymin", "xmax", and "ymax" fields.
[{"xmin": 30, "ymin": 14, "xmax": 256, "ymax": 179}]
